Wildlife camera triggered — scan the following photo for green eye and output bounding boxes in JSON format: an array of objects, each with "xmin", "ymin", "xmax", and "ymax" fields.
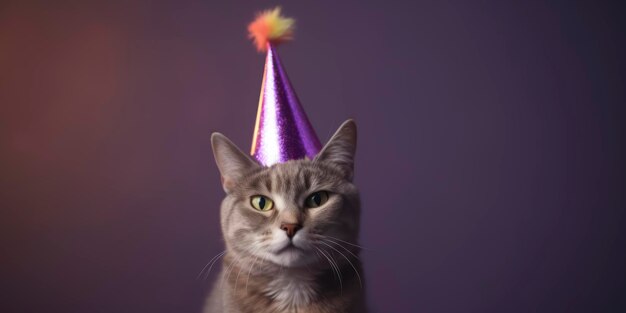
[
  {"xmin": 305, "ymin": 191, "xmax": 329, "ymax": 208},
  {"xmin": 251, "ymin": 195, "xmax": 274, "ymax": 211}
]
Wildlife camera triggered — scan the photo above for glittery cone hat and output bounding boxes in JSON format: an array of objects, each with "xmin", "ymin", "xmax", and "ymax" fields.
[{"xmin": 247, "ymin": 7, "xmax": 322, "ymax": 166}]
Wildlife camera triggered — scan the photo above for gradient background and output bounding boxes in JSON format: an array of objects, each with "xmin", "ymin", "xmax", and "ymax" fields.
[{"xmin": 2, "ymin": 0, "xmax": 625, "ymax": 312}]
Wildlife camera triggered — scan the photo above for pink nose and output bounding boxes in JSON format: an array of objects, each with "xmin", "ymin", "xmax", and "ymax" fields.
[{"xmin": 280, "ymin": 223, "xmax": 301, "ymax": 238}]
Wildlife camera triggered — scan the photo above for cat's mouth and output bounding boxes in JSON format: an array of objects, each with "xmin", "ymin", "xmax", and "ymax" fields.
[
  {"xmin": 266, "ymin": 240, "xmax": 316, "ymax": 267},
  {"xmin": 275, "ymin": 242, "xmax": 304, "ymax": 255}
]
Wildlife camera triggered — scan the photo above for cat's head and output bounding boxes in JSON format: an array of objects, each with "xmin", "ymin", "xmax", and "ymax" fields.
[{"xmin": 210, "ymin": 120, "xmax": 360, "ymax": 268}]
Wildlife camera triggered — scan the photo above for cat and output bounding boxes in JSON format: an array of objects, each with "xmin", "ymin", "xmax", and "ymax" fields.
[{"xmin": 203, "ymin": 119, "xmax": 366, "ymax": 313}]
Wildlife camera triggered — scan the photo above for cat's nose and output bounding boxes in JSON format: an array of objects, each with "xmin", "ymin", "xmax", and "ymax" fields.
[{"xmin": 280, "ymin": 223, "xmax": 301, "ymax": 238}]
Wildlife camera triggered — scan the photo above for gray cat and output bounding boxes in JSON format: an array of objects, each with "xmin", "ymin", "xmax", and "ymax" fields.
[{"xmin": 204, "ymin": 120, "xmax": 366, "ymax": 313}]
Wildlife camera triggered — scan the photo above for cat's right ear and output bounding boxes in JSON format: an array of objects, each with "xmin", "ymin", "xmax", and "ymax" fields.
[
  {"xmin": 211, "ymin": 133, "xmax": 259, "ymax": 193},
  {"xmin": 314, "ymin": 119, "xmax": 357, "ymax": 181}
]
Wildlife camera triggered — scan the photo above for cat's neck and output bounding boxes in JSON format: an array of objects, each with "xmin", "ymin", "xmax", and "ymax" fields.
[{"xmin": 221, "ymin": 253, "xmax": 362, "ymax": 312}]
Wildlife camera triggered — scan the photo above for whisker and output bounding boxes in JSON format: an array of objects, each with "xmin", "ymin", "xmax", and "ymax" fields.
[
  {"xmin": 245, "ymin": 252, "xmax": 261, "ymax": 293},
  {"xmin": 247, "ymin": 250, "xmax": 270, "ymax": 293},
  {"xmin": 221, "ymin": 254, "xmax": 237, "ymax": 290},
  {"xmin": 221, "ymin": 246, "xmax": 254, "ymax": 290},
  {"xmin": 314, "ymin": 246, "xmax": 339, "ymax": 283},
  {"xmin": 321, "ymin": 238, "xmax": 361, "ymax": 260},
  {"xmin": 205, "ymin": 250, "xmax": 227, "ymax": 280},
  {"xmin": 233, "ymin": 246, "xmax": 262, "ymax": 292},
  {"xmin": 315, "ymin": 245, "xmax": 343, "ymax": 294},
  {"xmin": 325, "ymin": 246, "xmax": 345, "ymax": 295},
  {"xmin": 197, "ymin": 250, "xmax": 226, "ymax": 280},
  {"xmin": 319, "ymin": 241, "xmax": 362, "ymax": 288},
  {"xmin": 318, "ymin": 234, "xmax": 369, "ymax": 251},
  {"xmin": 236, "ymin": 246, "xmax": 262, "ymax": 293}
]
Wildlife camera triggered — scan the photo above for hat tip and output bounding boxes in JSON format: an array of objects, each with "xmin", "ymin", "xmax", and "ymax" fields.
[{"xmin": 247, "ymin": 6, "xmax": 295, "ymax": 52}]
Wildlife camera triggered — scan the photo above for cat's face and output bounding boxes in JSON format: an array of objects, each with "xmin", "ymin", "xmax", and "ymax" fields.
[{"xmin": 211, "ymin": 120, "xmax": 359, "ymax": 268}]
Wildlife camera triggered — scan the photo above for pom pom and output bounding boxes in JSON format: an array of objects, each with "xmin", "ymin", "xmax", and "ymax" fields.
[{"xmin": 247, "ymin": 7, "xmax": 295, "ymax": 52}]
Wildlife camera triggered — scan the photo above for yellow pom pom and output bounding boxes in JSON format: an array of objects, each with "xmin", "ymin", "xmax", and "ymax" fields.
[{"xmin": 247, "ymin": 7, "xmax": 295, "ymax": 52}]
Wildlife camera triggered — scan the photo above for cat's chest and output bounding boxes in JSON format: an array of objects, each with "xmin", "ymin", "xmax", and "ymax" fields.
[
  {"xmin": 225, "ymin": 264, "xmax": 359, "ymax": 313},
  {"xmin": 262, "ymin": 271, "xmax": 317, "ymax": 309}
]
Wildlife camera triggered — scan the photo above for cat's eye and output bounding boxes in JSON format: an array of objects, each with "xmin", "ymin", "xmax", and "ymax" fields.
[
  {"xmin": 250, "ymin": 195, "xmax": 274, "ymax": 211},
  {"xmin": 305, "ymin": 191, "xmax": 329, "ymax": 208}
]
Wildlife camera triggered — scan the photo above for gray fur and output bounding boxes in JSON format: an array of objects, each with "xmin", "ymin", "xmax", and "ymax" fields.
[{"xmin": 204, "ymin": 120, "xmax": 366, "ymax": 313}]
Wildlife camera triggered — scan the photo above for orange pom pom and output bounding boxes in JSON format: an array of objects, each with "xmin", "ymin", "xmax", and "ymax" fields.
[{"xmin": 247, "ymin": 7, "xmax": 295, "ymax": 52}]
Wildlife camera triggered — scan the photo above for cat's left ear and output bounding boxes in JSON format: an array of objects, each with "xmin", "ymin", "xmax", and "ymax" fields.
[
  {"xmin": 211, "ymin": 132, "xmax": 260, "ymax": 193},
  {"xmin": 314, "ymin": 119, "xmax": 357, "ymax": 181}
]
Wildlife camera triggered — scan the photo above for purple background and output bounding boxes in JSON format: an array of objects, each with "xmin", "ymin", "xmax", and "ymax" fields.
[{"xmin": 2, "ymin": 1, "xmax": 625, "ymax": 312}]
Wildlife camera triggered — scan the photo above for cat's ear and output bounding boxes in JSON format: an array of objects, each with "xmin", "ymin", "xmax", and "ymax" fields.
[
  {"xmin": 211, "ymin": 133, "xmax": 260, "ymax": 193},
  {"xmin": 314, "ymin": 119, "xmax": 357, "ymax": 181}
]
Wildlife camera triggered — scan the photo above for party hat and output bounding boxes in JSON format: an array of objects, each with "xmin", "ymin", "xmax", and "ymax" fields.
[{"xmin": 247, "ymin": 7, "xmax": 322, "ymax": 166}]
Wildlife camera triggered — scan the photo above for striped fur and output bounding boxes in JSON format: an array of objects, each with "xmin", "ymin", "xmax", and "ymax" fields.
[{"xmin": 205, "ymin": 120, "xmax": 366, "ymax": 313}]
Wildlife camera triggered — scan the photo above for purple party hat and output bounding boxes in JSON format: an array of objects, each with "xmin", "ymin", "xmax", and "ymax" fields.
[{"xmin": 248, "ymin": 7, "xmax": 322, "ymax": 166}]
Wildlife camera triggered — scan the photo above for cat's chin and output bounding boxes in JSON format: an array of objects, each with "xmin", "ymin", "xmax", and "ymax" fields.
[{"xmin": 265, "ymin": 246, "xmax": 315, "ymax": 268}]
